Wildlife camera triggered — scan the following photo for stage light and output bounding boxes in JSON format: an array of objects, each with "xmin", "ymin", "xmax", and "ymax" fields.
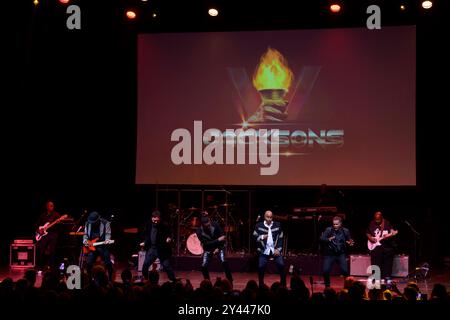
[
  {"xmin": 126, "ymin": 10, "xmax": 137, "ymax": 20},
  {"xmin": 33, "ymin": 0, "xmax": 39, "ymax": 5},
  {"xmin": 422, "ymin": 1, "xmax": 433, "ymax": 9},
  {"xmin": 208, "ymin": 8, "xmax": 219, "ymax": 17},
  {"xmin": 330, "ymin": 4, "xmax": 341, "ymax": 13},
  {"xmin": 400, "ymin": 5, "xmax": 406, "ymax": 11},
  {"xmin": 59, "ymin": 0, "xmax": 70, "ymax": 4},
  {"xmin": 152, "ymin": 13, "xmax": 157, "ymax": 18}
]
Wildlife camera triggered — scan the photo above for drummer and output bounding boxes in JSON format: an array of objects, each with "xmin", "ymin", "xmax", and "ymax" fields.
[{"xmin": 196, "ymin": 216, "xmax": 233, "ymax": 284}]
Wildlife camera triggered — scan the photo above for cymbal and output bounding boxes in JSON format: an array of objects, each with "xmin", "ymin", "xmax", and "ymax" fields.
[
  {"xmin": 186, "ymin": 207, "xmax": 200, "ymax": 211},
  {"xmin": 218, "ymin": 203, "xmax": 233, "ymax": 207}
]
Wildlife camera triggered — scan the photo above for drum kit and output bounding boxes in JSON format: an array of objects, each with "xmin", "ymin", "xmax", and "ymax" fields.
[{"xmin": 174, "ymin": 203, "xmax": 238, "ymax": 255}]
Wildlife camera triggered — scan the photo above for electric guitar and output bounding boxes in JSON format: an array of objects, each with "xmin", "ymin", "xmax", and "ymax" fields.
[
  {"xmin": 83, "ymin": 238, "xmax": 115, "ymax": 254},
  {"xmin": 35, "ymin": 214, "xmax": 68, "ymax": 241},
  {"xmin": 367, "ymin": 229, "xmax": 398, "ymax": 251}
]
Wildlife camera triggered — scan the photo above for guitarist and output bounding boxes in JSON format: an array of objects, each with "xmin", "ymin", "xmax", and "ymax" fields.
[
  {"xmin": 366, "ymin": 211, "xmax": 398, "ymax": 280},
  {"xmin": 83, "ymin": 211, "xmax": 114, "ymax": 281},
  {"xmin": 35, "ymin": 201, "xmax": 61, "ymax": 271},
  {"xmin": 320, "ymin": 216, "xmax": 354, "ymax": 288}
]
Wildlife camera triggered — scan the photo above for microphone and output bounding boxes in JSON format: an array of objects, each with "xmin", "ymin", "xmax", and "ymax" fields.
[{"xmin": 309, "ymin": 276, "xmax": 314, "ymax": 293}]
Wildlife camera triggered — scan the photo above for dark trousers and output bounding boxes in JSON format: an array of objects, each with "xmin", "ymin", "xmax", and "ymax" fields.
[
  {"xmin": 323, "ymin": 253, "xmax": 349, "ymax": 287},
  {"xmin": 142, "ymin": 248, "xmax": 176, "ymax": 281},
  {"xmin": 258, "ymin": 254, "xmax": 286, "ymax": 287},
  {"xmin": 86, "ymin": 246, "xmax": 113, "ymax": 281},
  {"xmin": 36, "ymin": 233, "xmax": 58, "ymax": 269},
  {"xmin": 370, "ymin": 246, "xmax": 394, "ymax": 279},
  {"xmin": 201, "ymin": 249, "xmax": 233, "ymax": 283}
]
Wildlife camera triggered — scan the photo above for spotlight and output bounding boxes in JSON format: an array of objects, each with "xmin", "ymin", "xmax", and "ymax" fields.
[
  {"xmin": 59, "ymin": 0, "xmax": 70, "ymax": 4},
  {"xmin": 330, "ymin": 4, "xmax": 341, "ymax": 13},
  {"xmin": 152, "ymin": 13, "xmax": 157, "ymax": 18},
  {"xmin": 126, "ymin": 10, "xmax": 137, "ymax": 20},
  {"xmin": 422, "ymin": 1, "xmax": 433, "ymax": 9},
  {"xmin": 400, "ymin": 5, "xmax": 406, "ymax": 11},
  {"xmin": 33, "ymin": 0, "xmax": 39, "ymax": 5},
  {"xmin": 208, "ymin": 8, "xmax": 219, "ymax": 17}
]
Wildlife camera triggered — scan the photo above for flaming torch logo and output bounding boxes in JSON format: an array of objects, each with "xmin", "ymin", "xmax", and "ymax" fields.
[{"xmin": 247, "ymin": 47, "xmax": 294, "ymax": 123}]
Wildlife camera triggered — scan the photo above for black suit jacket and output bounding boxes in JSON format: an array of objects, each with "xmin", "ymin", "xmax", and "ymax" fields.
[
  {"xmin": 253, "ymin": 221, "xmax": 284, "ymax": 254},
  {"xmin": 143, "ymin": 221, "xmax": 172, "ymax": 260},
  {"xmin": 196, "ymin": 222, "xmax": 225, "ymax": 252}
]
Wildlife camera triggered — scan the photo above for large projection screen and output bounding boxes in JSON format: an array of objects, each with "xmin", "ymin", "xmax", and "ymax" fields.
[{"xmin": 137, "ymin": 27, "xmax": 416, "ymax": 186}]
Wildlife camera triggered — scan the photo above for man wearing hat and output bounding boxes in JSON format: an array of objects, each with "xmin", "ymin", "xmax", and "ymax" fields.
[
  {"xmin": 196, "ymin": 215, "xmax": 233, "ymax": 283},
  {"xmin": 83, "ymin": 211, "xmax": 114, "ymax": 281},
  {"xmin": 141, "ymin": 210, "xmax": 177, "ymax": 282}
]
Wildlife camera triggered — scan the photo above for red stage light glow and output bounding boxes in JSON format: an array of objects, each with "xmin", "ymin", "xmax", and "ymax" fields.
[
  {"xmin": 126, "ymin": 11, "xmax": 137, "ymax": 20},
  {"xmin": 330, "ymin": 4, "xmax": 341, "ymax": 13}
]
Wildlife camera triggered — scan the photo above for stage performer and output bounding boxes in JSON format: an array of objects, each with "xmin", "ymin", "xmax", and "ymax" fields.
[
  {"xmin": 320, "ymin": 216, "xmax": 354, "ymax": 287},
  {"xmin": 141, "ymin": 210, "xmax": 177, "ymax": 282},
  {"xmin": 366, "ymin": 211, "xmax": 398, "ymax": 280},
  {"xmin": 253, "ymin": 210, "xmax": 286, "ymax": 287},
  {"xmin": 196, "ymin": 215, "xmax": 233, "ymax": 283}
]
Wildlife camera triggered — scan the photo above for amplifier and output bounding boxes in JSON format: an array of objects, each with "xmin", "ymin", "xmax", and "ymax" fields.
[
  {"xmin": 349, "ymin": 254, "xmax": 371, "ymax": 276},
  {"xmin": 350, "ymin": 254, "xmax": 409, "ymax": 277},
  {"xmin": 14, "ymin": 239, "xmax": 34, "ymax": 244},
  {"xmin": 10, "ymin": 241, "xmax": 35, "ymax": 269}
]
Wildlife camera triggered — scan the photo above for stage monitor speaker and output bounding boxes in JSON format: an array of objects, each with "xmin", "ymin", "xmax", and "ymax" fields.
[
  {"xmin": 392, "ymin": 255, "xmax": 409, "ymax": 277},
  {"xmin": 10, "ymin": 240, "xmax": 35, "ymax": 269},
  {"xmin": 350, "ymin": 254, "xmax": 408, "ymax": 277}
]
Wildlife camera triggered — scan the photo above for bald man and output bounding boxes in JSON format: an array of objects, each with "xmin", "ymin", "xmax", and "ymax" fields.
[
  {"xmin": 253, "ymin": 210, "xmax": 286, "ymax": 287},
  {"xmin": 367, "ymin": 211, "xmax": 398, "ymax": 280}
]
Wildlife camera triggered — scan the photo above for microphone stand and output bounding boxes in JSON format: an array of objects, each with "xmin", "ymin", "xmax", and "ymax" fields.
[
  {"xmin": 73, "ymin": 210, "xmax": 88, "ymax": 231},
  {"xmin": 405, "ymin": 220, "xmax": 420, "ymax": 273},
  {"xmin": 221, "ymin": 187, "xmax": 235, "ymax": 254}
]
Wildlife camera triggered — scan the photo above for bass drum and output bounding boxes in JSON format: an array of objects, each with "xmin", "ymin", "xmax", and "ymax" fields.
[{"xmin": 186, "ymin": 233, "xmax": 203, "ymax": 255}]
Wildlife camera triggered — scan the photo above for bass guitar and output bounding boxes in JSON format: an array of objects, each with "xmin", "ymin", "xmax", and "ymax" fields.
[{"xmin": 35, "ymin": 214, "xmax": 68, "ymax": 241}]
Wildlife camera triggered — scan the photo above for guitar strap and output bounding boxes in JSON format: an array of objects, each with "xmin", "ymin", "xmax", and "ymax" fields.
[{"xmin": 374, "ymin": 221, "xmax": 384, "ymax": 237}]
